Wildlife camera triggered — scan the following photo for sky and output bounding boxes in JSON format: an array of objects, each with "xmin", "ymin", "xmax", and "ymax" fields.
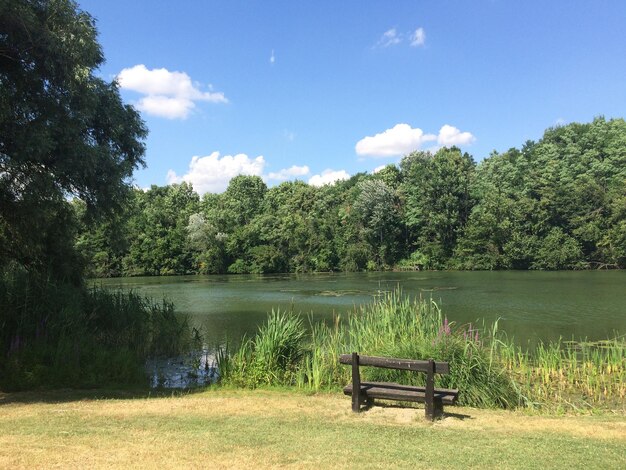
[{"xmin": 77, "ymin": 0, "xmax": 626, "ymax": 194}]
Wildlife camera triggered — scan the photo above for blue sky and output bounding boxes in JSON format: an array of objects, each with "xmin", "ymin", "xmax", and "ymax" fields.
[{"xmin": 78, "ymin": 0, "xmax": 626, "ymax": 194}]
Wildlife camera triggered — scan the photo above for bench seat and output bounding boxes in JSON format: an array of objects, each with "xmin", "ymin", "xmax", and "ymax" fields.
[{"xmin": 343, "ymin": 381, "xmax": 459, "ymax": 405}]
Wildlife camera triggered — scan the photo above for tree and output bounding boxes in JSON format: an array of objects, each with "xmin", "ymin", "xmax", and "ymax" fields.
[
  {"xmin": 352, "ymin": 179, "xmax": 402, "ymax": 268},
  {"xmin": 222, "ymin": 175, "xmax": 267, "ymax": 227},
  {"xmin": 0, "ymin": 1, "xmax": 155, "ymax": 389},
  {"xmin": 0, "ymin": 0, "xmax": 147, "ymax": 279},
  {"xmin": 528, "ymin": 118, "xmax": 626, "ymax": 266},
  {"xmin": 260, "ymin": 181, "xmax": 318, "ymax": 272},
  {"xmin": 74, "ymin": 198, "xmax": 132, "ymax": 277},
  {"xmin": 186, "ymin": 212, "xmax": 228, "ymax": 274},
  {"xmin": 453, "ymin": 147, "xmax": 539, "ymax": 269},
  {"xmin": 123, "ymin": 184, "xmax": 199, "ymax": 275},
  {"xmin": 402, "ymin": 148, "xmax": 475, "ymax": 267}
]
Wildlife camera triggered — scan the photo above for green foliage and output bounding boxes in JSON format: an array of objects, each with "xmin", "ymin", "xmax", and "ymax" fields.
[
  {"xmin": 0, "ymin": 267, "xmax": 192, "ymax": 390},
  {"xmin": 76, "ymin": 117, "xmax": 626, "ymax": 274},
  {"xmin": 219, "ymin": 290, "xmax": 522, "ymax": 408},
  {"xmin": 218, "ymin": 291, "xmax": 625, "ymax": 411},
  {"xmin": 122, "ymin": 184, "xmax": 199, "ymax": 275},
  {"xmin": 531, "ymin": 228, "xmax": 584, "ymax": 270},
  {"xmin": 456, "ymin": 118, "xmax": 626, "ymax": 270},
  {"xmin": 0, "ymin": 0, "xmax": 169, "ymax": 390},
  {"xmin": 396, "ymin": 250, "xmax": 430, "ymax": 271},
  {"xmin": 0, "ymin": 0, "xmax": 146, "ymax": 277},
  {"xmin": 499, "ymin": 337, "xmax": 626, "ymax": 411},
  {"xmin": 402, "ymin": 147, "xmax": 476, "ymax": 267},
  {"xmin": 351, "ymin": 179, "xmax": 403, "ymax": 268},
  {"xmin": 218, "ymin": 310, "xmax": 306, "ymax": 387}
]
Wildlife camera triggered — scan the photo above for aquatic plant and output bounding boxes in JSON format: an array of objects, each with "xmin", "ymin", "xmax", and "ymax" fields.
[
  {"xmin": 219, "ymin": 289, "xmax": 521, "ymax": 408},
  {"xmin": 218, "ymin": 288, "xmax": 625, "ymax": 411},
  {"xmin": 0, "ymin": 267, "xmax": 193, "ymax": 390},
  {"xmin": 500, "ymin": 336, "xmax": 626, "ymax": 411},
  {"xmin": 217, "ymin": 309, "xmax": 306, "ymax": 387}
]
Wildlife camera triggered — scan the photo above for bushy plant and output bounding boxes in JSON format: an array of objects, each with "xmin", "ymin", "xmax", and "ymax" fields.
[
  {"xmin": 0, "ymin": 267, "xmax": 192, "ymax": 390},
  {"xmin": 218, "ymin": 289, "xmax": 625, "ymax": 411},
  {"xmin": 217, "ymin": 310, "xmax": 306, "ymax": 387}
]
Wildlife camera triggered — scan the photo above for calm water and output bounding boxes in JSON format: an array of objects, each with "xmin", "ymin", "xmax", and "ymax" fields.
[{"xmin": 96, "ymin": 271, "xmax": 626, "ymax": 347}]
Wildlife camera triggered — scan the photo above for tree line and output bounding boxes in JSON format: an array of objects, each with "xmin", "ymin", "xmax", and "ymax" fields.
[{"xmin": 76, "ymin": 117, "xmax": 626, "ymax": 277}]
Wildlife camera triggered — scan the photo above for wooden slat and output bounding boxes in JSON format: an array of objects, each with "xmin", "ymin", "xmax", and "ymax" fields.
[
  {"xmin": 339, "ymin": 354, "xmax": 450, "ymax": 374},
  {"xmin": 355, "ymin": 382, "xmax": 459, "ymax": 397},
  {"xmin": 343, "ymin": 382, "xmax": 459, "ymax": 405}
]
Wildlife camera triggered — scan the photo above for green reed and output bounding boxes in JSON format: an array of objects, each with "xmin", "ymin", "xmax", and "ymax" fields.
[
  {"xmin": 0, "ymin": 267, "xmax": 193, "ymax": 390},
  {"xmin": 218, "ymin": 288, "xmax": 625, "ymax": 411},
  {"xmin": 219, "ymin": 289, "xmax": 520, "ymax": 407},
  {"xmin": 501, "ymin": 337, "xmax": 626, "ymax": 411},
  {"xmin": 217, "ymin": 309, "xmax": 306, "ymax": 387}
]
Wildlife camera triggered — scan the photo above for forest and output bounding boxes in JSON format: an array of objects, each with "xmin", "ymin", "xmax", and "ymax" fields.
[{"xmin": 77, "ymin": 116, "xmax": 626, "ymax": 278}]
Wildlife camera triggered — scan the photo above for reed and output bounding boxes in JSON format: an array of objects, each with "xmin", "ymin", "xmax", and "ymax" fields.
[
  {"xmin": 0, "ymin": 267, "xmax": 192, "ymax": 390},
  {"xmin": 217, "ymin": 309, "xmax": 306, "ymax": 387},
  {"xmin": 501, "ymin": 337, "xmax": 626, "ymax": 411},
  {"xmin": 219, "ymin": 289, "xmax": 521, "ymax": 408},
  {"xmin": 218, "ymin": 288, "xmax": 625, "ymax": 411}
]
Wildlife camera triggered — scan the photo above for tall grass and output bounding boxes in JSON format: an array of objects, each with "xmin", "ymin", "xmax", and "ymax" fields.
[
  {"xmin": 0, "ymin": 267, "xmax": 193, "ymax": 390},
  {"xmin": 217, "ymin": 288, "xmax": 625, "ymax": 411},
  {"xmin": 218, "ymin": 309, "xmax": 306, "ymax": 387},
  {"xmin": 500, "ymin": 337, "xmax": 626, "ymax": 411},
  {"xmin": 219, "ymin": 289, "xmax": 521, "ymax": 408}
]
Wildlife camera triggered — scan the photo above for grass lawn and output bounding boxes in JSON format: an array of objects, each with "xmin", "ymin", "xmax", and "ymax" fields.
[{"xmin": 1, "ymin": 388, "xmax": 625, "ymax": 469}]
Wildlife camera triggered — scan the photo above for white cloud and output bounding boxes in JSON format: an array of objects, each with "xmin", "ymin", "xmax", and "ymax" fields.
[
  {"xmin": 437, "ymin": 125, "xmax": 476, "ymax": 146},
  {"xmin": 267, "ymin": 165, "xmax": 310, "ymax": 181},
  {"xmin": 135, "ymin": 95, "xmax": 193, "ymax": 120},
  {"xmin": 355, "ymin": 124, "xmax": 437, "ymax": 157},
  {"xmin": 117, "ymin": 64, "xmax": 227, "ymax": 119},
  {"xmin": 376, "ymin": 27, "xmax": 427, "ymax": 49},
  {"xmin": 372, "ymin": 165, "xmax": 387, "ymax": 174},
  {"xmin": 410, "ymin": 27, "xmax": 426, "ymax": 47},
  {"xmin": 356, "ymin": 123, "xmax": 475, "ymax": 157},
  {"xmin": 308, "ymin": 169, "xmax": 350, "ymax": 187},
  {"xmin": 377, "ymin": 28, "xmax": 402, "ymax": 47},
  {"xmin": 167, "ymin": 152, "xmax": 265, "ymax": 194},
  {"xmin": 270, "ymin": 49, "xmax": 276, "ymax": 64}
]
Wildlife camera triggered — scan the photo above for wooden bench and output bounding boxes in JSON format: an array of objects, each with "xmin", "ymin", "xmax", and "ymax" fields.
[{"xmin": 339, "ymin": 352, "xmax": 459, "ymax": 421}]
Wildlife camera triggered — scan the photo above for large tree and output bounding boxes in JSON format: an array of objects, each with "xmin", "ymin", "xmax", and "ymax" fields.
[
  {"xmin": 0, "ymin": 0, "xmax": 147, "ymax": 278},
  {"xmin": 401, "ymin": 147, "xmax": 475, "ymax": 267}
]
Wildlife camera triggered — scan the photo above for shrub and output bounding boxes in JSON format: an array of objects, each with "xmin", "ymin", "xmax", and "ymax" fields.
[{"xmin": 0, "ymin": 267, "xmax": 192, "ymax": 390}]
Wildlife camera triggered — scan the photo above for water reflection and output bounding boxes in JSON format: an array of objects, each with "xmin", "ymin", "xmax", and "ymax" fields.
[{"xmin": 145, "ymin": 349, "xmax": 217, "ymax": 388}]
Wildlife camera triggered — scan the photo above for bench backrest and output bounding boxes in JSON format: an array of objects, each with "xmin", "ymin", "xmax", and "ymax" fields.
[{"xmin": 339, "ymin": 353, "xmax": 450, "ymax": 374}]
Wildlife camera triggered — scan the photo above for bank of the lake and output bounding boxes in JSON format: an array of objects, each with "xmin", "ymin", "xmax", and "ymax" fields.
[
  {"xmin": 1, "ymin": 388, "xmax": 624, "ymax": 469},
  {"xmin": 92, "ymin": 272, "xmax": 626, "ymax": 410}
]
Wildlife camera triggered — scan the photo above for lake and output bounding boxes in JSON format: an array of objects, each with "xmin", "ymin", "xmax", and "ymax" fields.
[{"xmin": 96, "ymin": 271, "xmax": 625, "ymax": 347}]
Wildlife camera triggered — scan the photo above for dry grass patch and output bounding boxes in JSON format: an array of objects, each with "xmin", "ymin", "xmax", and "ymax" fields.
[{"xmin": 1, "ymin": 388, "xmax": 625, "ymax": 469}]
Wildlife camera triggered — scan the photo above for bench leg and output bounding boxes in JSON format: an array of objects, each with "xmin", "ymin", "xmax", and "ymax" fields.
[
  {"xmin": 425, "ymin": 397, "xmax": 444, "ymax": 421},
  {"xmin": 351, "ymin": 352, "xmax": 362, "ymax": 412},
  {"xmin": 352, "ymin": 391, "xmax": 361, "ymax": 412},
  {"xmin": 433, "ymin": 397, "xmax": 444, "ymax": 420},
  {"xmin": 425, "ymin": 358, "xmax": 435, "ymax": 421}
]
